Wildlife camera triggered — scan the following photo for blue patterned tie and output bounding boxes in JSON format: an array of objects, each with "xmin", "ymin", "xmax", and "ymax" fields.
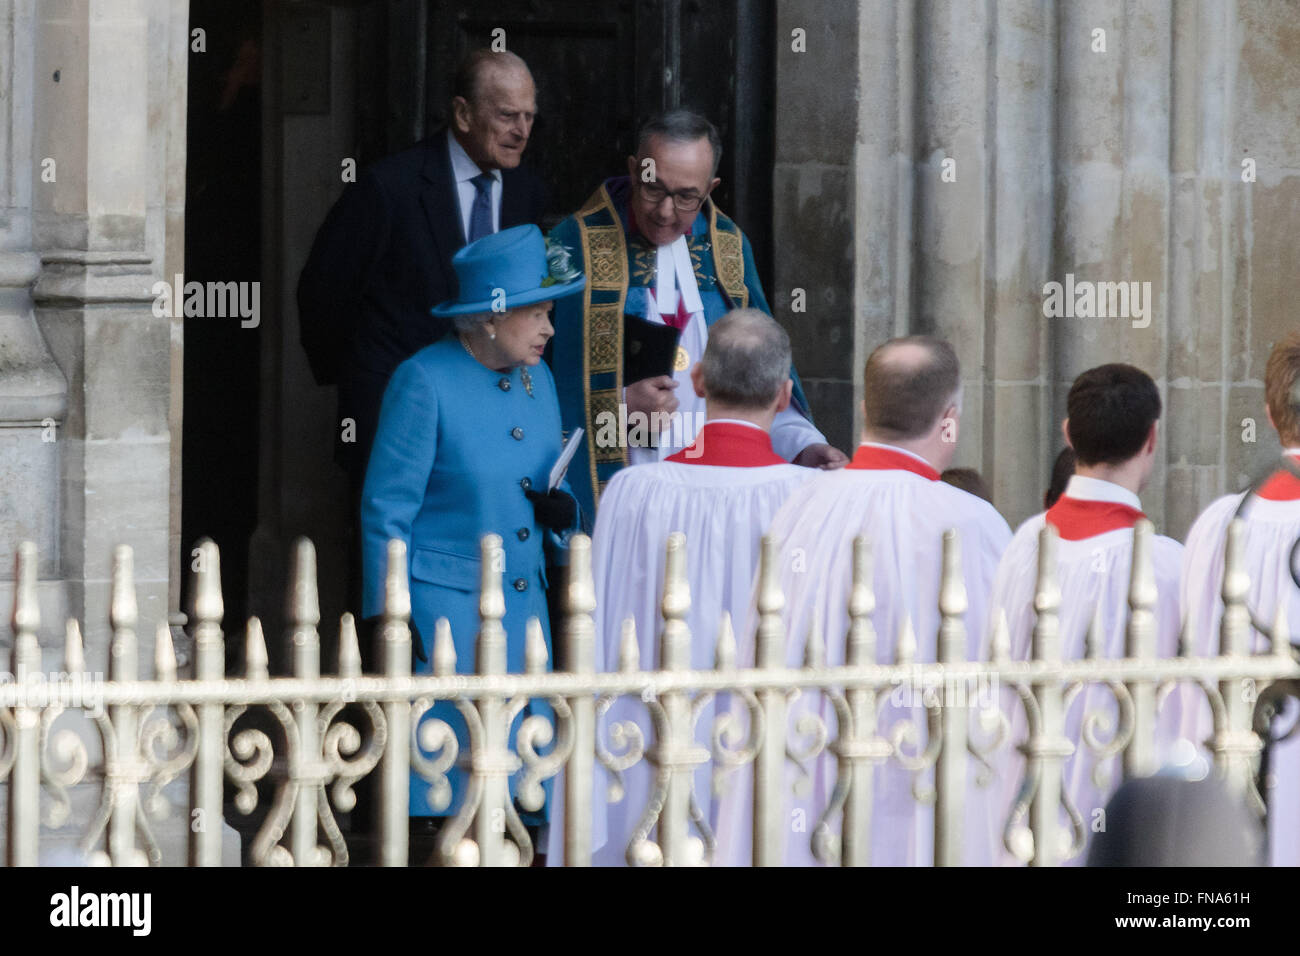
[{"xmin": 468, "ymin": 172, "xmax": 495, "ymax": 243}]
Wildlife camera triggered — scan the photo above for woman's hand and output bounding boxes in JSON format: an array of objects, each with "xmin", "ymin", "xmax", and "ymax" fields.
[{"xmin": 525, "ymin": 488, "xmax": 577, "ymax": 532}]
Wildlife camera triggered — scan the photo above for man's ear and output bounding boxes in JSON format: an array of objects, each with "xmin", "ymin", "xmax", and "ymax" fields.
[
  {"xmin": 690, "ymin": 363, "xmax": 706, "ymax": 399},
  {"xmin": 706, "ymin": 176, "xmax": 722, "ymax": 197},
  {"xmin": 774, "ymin": 379, "xmax": 793, "ymax": 414},
  {"xmin": 1266, "ymin": 405, "xmax": 1276, "ymax": 433},
  {"xmin": 1061, "ymin": 417, "xmax": 1073, "ymax": 450},
  {"xmin": 1146, "ymin": 420, "xmax": 1159, "ymax": 454},
  {"xmin": 451, "ymin": 96, "xmax": 474, "ymax": 135},
  {"xmin": 939, "ymin": 403, "xmax": 960, "ymax": 443}
]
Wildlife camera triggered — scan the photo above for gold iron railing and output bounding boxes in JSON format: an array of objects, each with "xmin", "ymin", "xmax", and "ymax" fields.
[{"xmin": 1, "ymin": 519, "xmax": 1297, "ymax": 866}]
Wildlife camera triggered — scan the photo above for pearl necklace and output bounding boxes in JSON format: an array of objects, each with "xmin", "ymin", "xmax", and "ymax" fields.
[{"xmin": 460, "ymin": 333, "xmax": 533, "ymax": 396}]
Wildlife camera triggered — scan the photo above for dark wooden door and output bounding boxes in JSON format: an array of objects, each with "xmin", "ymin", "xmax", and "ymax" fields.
[{"xmin": 356, "ymin": 0, "xmax": 775, "ymax": 290}]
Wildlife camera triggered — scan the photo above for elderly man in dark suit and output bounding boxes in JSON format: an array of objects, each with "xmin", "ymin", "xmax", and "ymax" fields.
[{"xmin": 298, "ymin": 48, "xmax": 546, "ymax": 607}]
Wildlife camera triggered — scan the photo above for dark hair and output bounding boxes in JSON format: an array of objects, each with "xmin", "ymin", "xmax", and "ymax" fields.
[
  {"xmin": 452, "ymin": 49, "xmax": 529, "ymax": 105},
  {"xmin": 1266, "ymin": 330, "xmax": 1300, "ymax": 447},
  {"xmin": 1065, "ymin": 364, "xmax": 1161, "ymax": 466},
  {"xmin": 862, "ymin": 336, "xmax": 961, "ymax": 440},
  {"xmin": 635, "ymin": 108, "xmax": 722, "ymax": 176},
  {"xmin": 698, "ymin": 308, "xmax": 791, "ymax": 409},
  {"xmin": 940, "ymin": 467, "xmax": 993, "ymax": 504},
  {"xmin": 1044, "ymin": 447, "xmax": 1076, "ymax": 509}
]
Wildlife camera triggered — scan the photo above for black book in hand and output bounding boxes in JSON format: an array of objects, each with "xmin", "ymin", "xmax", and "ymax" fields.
[{"xmin": 623, "ymin": 312, "xmax": 681, "ymax": 384}]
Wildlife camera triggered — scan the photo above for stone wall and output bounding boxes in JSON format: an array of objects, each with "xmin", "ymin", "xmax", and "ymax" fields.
[
  {"xmin": 774, "ymin": 0, "xmax": 1300, "ymax": 536},
  {"xmin": 0, "ymin": 0, "xmax": 187, "ymax": 672}
]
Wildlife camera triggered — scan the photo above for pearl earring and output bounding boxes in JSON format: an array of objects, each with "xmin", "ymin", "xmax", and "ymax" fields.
[{"xmin": 490, "ymin": 331, "xmax": 496, "ymax": 340}]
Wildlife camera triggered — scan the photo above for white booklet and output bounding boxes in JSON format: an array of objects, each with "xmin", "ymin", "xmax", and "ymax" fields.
[{"xmin": 548, "ymin": 427, "xmax": 584, "ymax": 491}]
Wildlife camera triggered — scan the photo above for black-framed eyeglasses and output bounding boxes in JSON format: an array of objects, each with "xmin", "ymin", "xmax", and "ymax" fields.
[{"xmin": 638, "ymin": 181, "xmax": 707, "ymax": 212}]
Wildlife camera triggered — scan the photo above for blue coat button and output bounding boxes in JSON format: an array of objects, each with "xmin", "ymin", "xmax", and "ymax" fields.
[
  {"xmin": 517, "ymin": 527, "xmax": 530, "ymax": 541},
  {"xmin": 498, "ymin": 377, "xmax": 511, "ymax": 391},
  {"xmin": 513, "ymin": 578, "xmax": 528, "ymax": 592},
  {"xmin": 520, "ymin": 476, "xmax": 532, "ymax": 490},
  {"xmin": 511, "ymin": 427, "xmax": 524, "ymax": 440}
]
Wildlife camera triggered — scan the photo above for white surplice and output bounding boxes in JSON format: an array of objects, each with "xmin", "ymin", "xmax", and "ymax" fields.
[
  {"xmin": 987, "ymin": 475, "xmax": 1189, "ymax": 866},
  {"xmin": 1180, "ymin": 450, "xmax": 1300, "ymax": 867},
  {"xmin": 712, "ymin": 443, "xmax": 1013, "ymax": 866},
  {"xmin": 546, "ymin": 421, "xmax": 812, "ymax": 865}
]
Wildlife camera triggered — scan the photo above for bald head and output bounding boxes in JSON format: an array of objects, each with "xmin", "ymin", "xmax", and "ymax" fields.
[
  {"xmin": 698, "ymin": 308, "xmax": 792, "ymax": 410},
  {"xmin": 453, "ymin": 50, "xmax": 531, "ymax": 103},
  {"xmin": 862, "ymin": 336, "xmax": 961, "ymax": 440},
  {"xmin": 451, "ymin": 50, "xmax": 536, "ymax": 170}
]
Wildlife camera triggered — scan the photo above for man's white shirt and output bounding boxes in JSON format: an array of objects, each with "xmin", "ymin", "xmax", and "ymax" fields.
[{"xmin": 448, "ymin": 130, "xmax": 501, "ymax": 241}]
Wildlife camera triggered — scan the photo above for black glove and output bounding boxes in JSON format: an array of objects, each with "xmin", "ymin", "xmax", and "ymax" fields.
[
  {"xmin": 525, "ymin": 488, "xmax": 577, "ymax": 533},
  {"xmin": 410, "ymin": 619, "xmax": 427, "ymax": 665},
  {"xmin": 361, "ymin": 616, "xmax": 427, "ymax": 666}
]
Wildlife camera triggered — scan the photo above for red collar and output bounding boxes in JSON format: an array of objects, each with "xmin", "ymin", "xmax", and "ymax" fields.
[
  {"xmin": 666, "ymin": 422, "xmax": 784, "ymax": 467},
  {"xmin": 844, "ymin": 444, "xmax": 940, "ymax": 481},
  {"xmin": 1044, "ymin": 496, "xmax": 1146, "ymax": 540},
  {"xmin": 1258, "ymin": 456, "xmax": 1300, "ymax": 501}
]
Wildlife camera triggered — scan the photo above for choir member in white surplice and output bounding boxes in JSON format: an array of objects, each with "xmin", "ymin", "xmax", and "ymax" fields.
[
  {"xmin": 1180, "ymin": 331, "xmax": 1300, "ymax": 866},
  {"xmin": 546, "ymin": 309, "xmax": 820, "ymax": 865},
  {"xmin": 989, "ymin": 364, "xmax": 1189, "ymax": 866},
  {"xmin": 714, "ymin": 336, "xmax": 1012, "ymax": 866}
]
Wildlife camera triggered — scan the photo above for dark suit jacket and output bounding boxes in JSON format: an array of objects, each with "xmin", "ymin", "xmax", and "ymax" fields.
[{"xmin": 297, "ymin": 127, "xmax": 546, "ymax": 488}]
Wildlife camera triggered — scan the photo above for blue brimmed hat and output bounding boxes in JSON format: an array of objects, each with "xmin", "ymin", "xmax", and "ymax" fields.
[{"xmin": 431, "ymin": 224, "xmax": 586, "ymax": 317}]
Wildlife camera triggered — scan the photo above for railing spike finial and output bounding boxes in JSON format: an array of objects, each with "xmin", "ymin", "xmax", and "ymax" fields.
[
  {"xmin": 383, "ymin": 539, "xmax": 411, "ymax": 623},
  {"xmin": 661, "ymin": 530, "xmax": 690, "ymax": 623},
  {"xmin": 938, "ymin": 528, "xmax": 968, "ymax": 620},
  {"xmin": 110, "ymin": 545, "xmax": 138, "ymax": 681},
  {"xmin": 659, "ymin": 531, "xmax": 691, "ymax": 672},
  {"xmin": 755, "ymin": 535, "xmax": 785, "ymax": 670},
  {"xmin": 479, "ymin": 533, "xmax": 505, "ymax": 622},
  {"xmin": 849, "ymin": 535, "xmax": 875, "ymax": 621},
  {"xmin": 715, "ymin": 611, "xmax": 736, "ymax": 670},
  {"xmin": 64, "ymin": 618, "xmax": 85, "ymax": 673},
  {"xmin": 1126, "ymin": 518, "xmax": 1157, "ymax": 645},
  {"xmin": 245, "ymin": 616, "xmax": 269, "ymax": 679},
  {"xmin": 938, "ymin": 528, "xmax": 968, "ymax": 666},
  {"xmin": 12, "ymin": 541, "xmax": 40, "ymax": 640},
  {"xmin": 1220, "ymin": 518, "xmax": 1250, "ymax": 657},
  {"xmin": 565, "ymin": 533, "xmax": 597, "ymax": 621},
  {"xmin": 193, "ymin": 537, "xmax": 224, "ymax": 627},
  {"xmin": 618, "ymin": 618, "xmax": 640, "ymax": 672},
  {"xmin": 525, "ymin": 616, "xmax": 548, "ymax": 674},
  {"xmin": 339, "ymin": 612, "xmax": 361, "ymax": 679},
  {"xmin": 287, "ymin": 537, "xmax": 321, "ymax": 630},
  {"xmin": 155, "ymin": 620, "xmax": 177, "ymax": 682},
  {"xmin": 433, "ymin": 617, "xmax": 456, "ymax": 676},
  {"xmin": 110, "ymin": 544, "xmax": 138, "ymax": 634},
  {"xmin": 1032, "ymin": 522, "xmax": 1061, "ymax": 664},
  {"xmin": 845, "ymin": 534, "xmax": 877, "ymax": 670},
  {"xmin": 476, "ymin": 534, "xmax": 506, "ymax": 675}
]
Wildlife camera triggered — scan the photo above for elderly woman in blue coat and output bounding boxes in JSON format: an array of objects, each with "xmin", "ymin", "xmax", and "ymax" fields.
[{"xmin": 360, "ymin": 224, "xmax": 584, "ymax": 834}]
